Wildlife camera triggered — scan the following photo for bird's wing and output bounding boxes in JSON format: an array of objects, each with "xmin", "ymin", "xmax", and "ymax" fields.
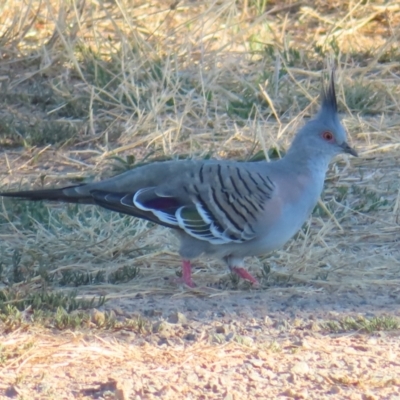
[{"xmin": 90, "ymin": 162, "xmax": 276, "ymax": 245}]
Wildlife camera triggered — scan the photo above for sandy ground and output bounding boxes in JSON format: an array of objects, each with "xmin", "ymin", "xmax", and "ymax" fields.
[{"xmin": 1, "ymin": 285, "xmax": 399, "ymax": 400}]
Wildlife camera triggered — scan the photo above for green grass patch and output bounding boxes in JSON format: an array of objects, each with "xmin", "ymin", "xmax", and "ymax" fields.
[{"xmin": 321, "ymin": 315, "xmax": 400, "ymax": 333}]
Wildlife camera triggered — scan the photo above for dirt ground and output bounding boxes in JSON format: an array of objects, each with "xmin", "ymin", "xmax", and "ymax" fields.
[{"xmin": 1, "ymin": 285, "xmax": 400, "ymax": 399}]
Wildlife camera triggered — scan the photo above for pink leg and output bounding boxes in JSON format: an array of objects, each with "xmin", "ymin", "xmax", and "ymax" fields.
[
  {"xmin": 181, "ymin": 260, "xmax": 195, "ymax": 288},
  {"xmin": 231, "ymin": 267, "xmax": 259, "ymax": 285}
]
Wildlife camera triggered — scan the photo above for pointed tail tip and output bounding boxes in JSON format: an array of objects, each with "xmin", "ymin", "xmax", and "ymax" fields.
[
  {"xmin": 0, "ymin": 189, "xmax": 62, "ymax": 201},
  {"xmin": 0, "ymin": 186, "xmax": 90, "ymax": 204}
]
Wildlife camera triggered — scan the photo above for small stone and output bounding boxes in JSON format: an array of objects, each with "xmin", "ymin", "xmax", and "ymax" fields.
[
  {"xmin": 264, "ymin": 316, "xmax": 273, "ymax": 326},
  {"xmin": 152, "ymin": 321, "xmax": 167, "ymax": 333},
  {"xmin": 329, "ymin": 385, "xmax": 341, "ymax": 394},
  {"xmin": 119, "ymin": 331, "xmax": 136, "ymax": 339},
  {"xmin": 5, "ymin": 387, "xmax": 18, "ymax": 398},
  {"xmin": 144, "ymin": 309, "xmax": 163, "ymax": 317},
  {"xmin": 114, "ymin": 379, "xmax": 133, "ymax": 400},
  {"xmin": 264, "ymin": 369, "xmax": 277, "ymax": 379},
  {"xmin": 212, "ymin": 333, "xmax": 226, "ymax": 343},
  {"xmin": 274, "ymin": 319, "xmax": 291, "ymax": 330},
  {"xmin": 248, "ymin": 371, "xmax": 264, "ymax": 382},
  {"xmin": 215, "ymin": 325, "xmax": 227, "ymax": 334},
  {"xmin": 184, "ymin": 333, "xmax": 196, "ymax": 341},
  {"xmin": 362, "ymin": 393, "xmax": 378, "ymax": 400},
  {"xmin": 112, "ymin": 306, "xmax": 125, "ymax": 316},
  {"xmin": 282, "ymin": 388, "xmax": 297, "ymax": 398},
  {"xmin": 292, "ymin": 339, "xmax": 311, "ymax": 350},
  {"xmin": 158, "ymin": 337, "xmax": 170, "ymax": 346},
  {"xmin": 167, "ymin": 312, "xmax": 187, "ymax": 324},
  {"xmin": 282, "ymin": 387, "xmax": 308, "ymax": 399},
  {"xmin": 235, "ymin": 335, "xmax": 254, "ymax": 346},
  {"xmin": 293, "ymin": 318, "xmax": 303, "ymax": 327},
  {"xmin": 248, "ymin": 359, "xmax": 264, "ymax": 368},
  {"xmin": 309, "ymin": 322, "xmax": 321, "ymax": 331},
  {"xmin": 353, "ymin": 345, "xmax": 368, "ymax": 352},
  {"xmin": 186, "ymin": 373, "xmax": 198, "ymax": 384},
  {"xmin": 91, "ymin": 309, "xmax": 106, "ymax": 326},
  {"xmin": 314, "ymin": 375, "xmax": 324, "ymax": 384},
  {"xmin": 298, "ymin": 389, "xmax": 309, "ymax": 399},
  {"xmin": 291, "ymin": 361, "xmax": 310, "ymax": 375}
]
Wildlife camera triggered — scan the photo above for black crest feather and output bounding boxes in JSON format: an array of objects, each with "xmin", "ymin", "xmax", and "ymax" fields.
[{"xmin": 321, "ymin": 70, "xmax": 337, "ymax": 113}]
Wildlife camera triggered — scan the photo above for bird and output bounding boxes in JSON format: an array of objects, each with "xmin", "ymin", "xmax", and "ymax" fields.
[{"xmin": 0, "ymin": 72, "xmax": 357, "ymax": 288}]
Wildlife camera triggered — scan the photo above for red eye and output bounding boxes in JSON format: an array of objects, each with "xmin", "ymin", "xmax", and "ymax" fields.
[{"xmin": 322, "ymin": 131, "xmax": 334, "ymax": 142}]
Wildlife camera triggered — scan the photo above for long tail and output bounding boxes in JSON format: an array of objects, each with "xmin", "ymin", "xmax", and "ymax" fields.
[
  {"xmin": 0, "ymin": 185, "xmax": 94, "ymax": 204},
  {"xmin": 0, "ymin": 186, "xmax": 178, "ymax": 229}
]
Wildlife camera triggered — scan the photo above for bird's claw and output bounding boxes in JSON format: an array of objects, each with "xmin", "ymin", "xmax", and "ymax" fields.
[{"xmin": 230, "ymin": 267, "xmax": 259, "ymax": 286}]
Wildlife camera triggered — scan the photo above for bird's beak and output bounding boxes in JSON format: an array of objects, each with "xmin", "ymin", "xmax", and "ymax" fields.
[{"xmin": 341, "ymin": 142, "xmax": 358, "ymax": 157}]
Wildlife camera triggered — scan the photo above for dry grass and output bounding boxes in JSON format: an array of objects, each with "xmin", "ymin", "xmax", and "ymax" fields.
[
  {"xmin": 0, "ymin": 0, "xmax": 399, "ymax": 294},
  {"xmin": 1, "ymin": 328, "xmax": 399, "ymax": 398},
  {"xmin": 0, "ymin": 0, "xmax": 400, "ymax": 398}
]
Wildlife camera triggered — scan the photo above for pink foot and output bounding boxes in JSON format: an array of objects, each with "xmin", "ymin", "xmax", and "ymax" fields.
[
  {"xmin": 231, "ymin": 267, "xmax": 259, "ymax": 285},
  {"xmin": 181, "ymin": 260, "xmax": 195, "ymax": 288}
]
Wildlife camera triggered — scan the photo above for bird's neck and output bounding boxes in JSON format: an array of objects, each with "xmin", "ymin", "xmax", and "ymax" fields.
[
  {"xmin": 276, "ymin": 147, "xmax": 331, "ymax": 205},
  {"xmin": 284, "ymin": 146, "xmax": 332, "ymax": 180}
]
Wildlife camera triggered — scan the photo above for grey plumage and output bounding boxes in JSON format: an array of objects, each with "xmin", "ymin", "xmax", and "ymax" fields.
[{"xmin": 0, "ymin": 72, "xmax": 357, "ymax": 287}]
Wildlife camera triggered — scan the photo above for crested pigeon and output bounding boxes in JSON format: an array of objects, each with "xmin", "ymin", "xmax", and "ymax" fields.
[{"xmin": 0, "ymin": 73, "xmax": 357, "ymax": 287}]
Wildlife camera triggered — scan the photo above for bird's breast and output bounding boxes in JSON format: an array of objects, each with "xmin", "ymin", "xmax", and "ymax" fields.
[{"xmin": 249, "ymin": 172, "xmax": 323, "ymax": 255}]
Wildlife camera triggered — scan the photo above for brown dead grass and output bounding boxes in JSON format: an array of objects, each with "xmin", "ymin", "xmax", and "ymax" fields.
[
  {"xmin": 1, "ymin": 326, "xmax": 400, "ymax": 399},
  {"xmin": 0, "ymin": 0, "xmax": 400, "ymax": 398}
]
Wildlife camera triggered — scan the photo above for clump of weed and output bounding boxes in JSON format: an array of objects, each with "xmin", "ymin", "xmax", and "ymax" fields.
[
  {"xmin": 0, "ymin": 288, "xmax": 106, "ymax": 314},
  {"xmin": 322, "ymin": 315, "xmax": 400, "ymax": 333}
]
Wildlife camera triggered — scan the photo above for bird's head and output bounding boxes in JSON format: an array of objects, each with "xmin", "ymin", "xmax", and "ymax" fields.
[{"xmin": 288, "ymin": 72, "xmax": 358, "ymax": 161}]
